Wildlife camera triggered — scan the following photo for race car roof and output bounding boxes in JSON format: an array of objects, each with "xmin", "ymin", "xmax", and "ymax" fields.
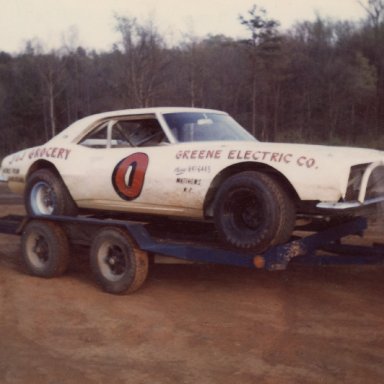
[{"xmin": 50, "ymin": 107, "xmax": 226, "ymax": 144}]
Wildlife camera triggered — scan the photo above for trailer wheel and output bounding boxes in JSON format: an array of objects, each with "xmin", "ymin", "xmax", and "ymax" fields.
[
  {"xmin": 90, "ymin": 227, "xmax": 149, "ymax": 294},
  {"xmin": 25, "ymin": 169, "xmax": 78, "ymax": 216},
  {"xmin": 213, "ymin": 171, "xmax": 295, "ymax": 253},
  {"xmin": 21, "ymin": 220, "xmax": 70, "ymax": 277}
]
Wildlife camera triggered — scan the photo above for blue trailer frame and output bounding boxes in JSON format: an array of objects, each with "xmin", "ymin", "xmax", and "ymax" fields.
[{"xmin": 0, "ymin": 214, "xmax": 383, "ymax": 271}]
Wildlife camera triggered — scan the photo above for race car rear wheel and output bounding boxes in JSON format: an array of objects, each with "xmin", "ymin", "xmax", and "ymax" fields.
[
  {"xmin": 25, "ymin": 169, "xmax": 77, "ymax": 216},
  {"xmin": 213, "ymin": 171, "xmax": 295, "ymax": 253},
  {"xmin": 90, "ymin": 227, "xmax": 149, "ymax": 294},
  {"xmin": 21, "ymin": 220, "xmax": 70, "ymax": 277}
]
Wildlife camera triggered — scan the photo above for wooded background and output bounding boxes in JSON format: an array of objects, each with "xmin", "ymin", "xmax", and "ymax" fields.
[{"xmin": 0, "ymin": 1, "xmax": 383, "ymax": 156}]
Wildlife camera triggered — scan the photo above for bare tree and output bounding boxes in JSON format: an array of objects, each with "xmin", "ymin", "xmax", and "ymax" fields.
[
  {"xmin": 358, "ymin": 0, "xmax": 384, "ymax": 136},
  {"xmin": 115, "ymin": 16, "xmax": 169, "ymax": 107},
  {"xmin": 240, "ymin": 5, "xmax": 281, "ymax": 139},
  {"xmin": 358, "ymin": 0, "xmax": 384, "ymax": 26},
  {"xmin": 38, "ymin": 52, "xmax": 67, "ymax": 138}
]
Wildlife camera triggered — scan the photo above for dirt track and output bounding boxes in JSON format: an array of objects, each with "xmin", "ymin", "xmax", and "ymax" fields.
[{"xmin": 0, "ymin": 186, "xmax": 384, "ymax": 383}]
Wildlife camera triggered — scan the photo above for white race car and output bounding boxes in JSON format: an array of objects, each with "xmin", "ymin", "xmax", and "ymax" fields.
[{"xmin": 1, "ymin": 107, "xmax": 384, "ymax": 252}]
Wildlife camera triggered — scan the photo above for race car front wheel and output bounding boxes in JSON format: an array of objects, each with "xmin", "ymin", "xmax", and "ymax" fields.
[
  {"xmin": 213, "ymin": 171, "xmax": 295, "ymax": 253},
  {"xmin": 25, "ymin": 169, "xmax": 78, "ymax": 216}
]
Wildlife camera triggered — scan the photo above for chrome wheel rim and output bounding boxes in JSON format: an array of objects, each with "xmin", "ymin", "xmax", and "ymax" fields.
[{"xmin": 30, "ymin": 181, "xmax": 55, "ymax": 215}]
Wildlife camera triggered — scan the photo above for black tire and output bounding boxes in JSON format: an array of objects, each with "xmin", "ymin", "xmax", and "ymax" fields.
[
  {"xmin": 24, "ymin": 169, "xmax": 78, "ymax": 216},
  {"xmin": 90, "ymin": 227, "xmax": 149, "ymax": 294},
  {"xmin": 21, "ymin": 220, "xmax": 70, "ymax": 277},
  {"xmin": 213, "ymin": 171, "xmax": 295, "ymax": 253}
]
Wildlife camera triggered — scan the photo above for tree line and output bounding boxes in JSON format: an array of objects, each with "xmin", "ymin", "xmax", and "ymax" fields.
[{"xmin": 0, "ymin": 1, "xmax": 383, "ymax": 156}]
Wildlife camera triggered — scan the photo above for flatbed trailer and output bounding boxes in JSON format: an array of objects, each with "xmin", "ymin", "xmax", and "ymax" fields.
[{"xmin": 0, "ymin": 214, "xmax": 383, "ymax": 294}]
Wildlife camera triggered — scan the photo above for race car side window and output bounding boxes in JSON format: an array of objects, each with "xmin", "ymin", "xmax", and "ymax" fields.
[
  {"xmin": 79, "ymin": 117, "xmax": 168, "ymax": 148},
  {"xmin": 111, "ymin": 118, "xmax": 167, "ymax": 147},
  {"xmin": 79, "ymin": 121, "xmax": 110, "ymax": 148}
]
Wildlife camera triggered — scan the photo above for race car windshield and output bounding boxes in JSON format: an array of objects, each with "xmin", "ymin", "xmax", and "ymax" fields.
[{"xmin": 163, "ymin": 112, "xmax": 256, "ymax": 142}]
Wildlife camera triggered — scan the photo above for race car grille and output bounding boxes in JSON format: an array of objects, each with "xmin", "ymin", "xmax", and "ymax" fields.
[
  {"xmin": 345, "ymin": 163, "xmax": 384, "ymax": 201},
  {"xmin": 365, "ymin": 165, "xmax": 384, "ymax": 199},
  {"xmin": 345, "ymin": 164, "xmax": 368, "ymax": 201}
]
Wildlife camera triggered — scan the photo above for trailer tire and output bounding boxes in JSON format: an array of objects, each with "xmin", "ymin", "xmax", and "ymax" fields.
[
  {"xmin": 25, "ymin": 169, "xmax": 78, "ymax": 216},
  {"xmin": 213, "ymin": 171, "xmax": 295, "ymax": 253},
  {"xmin": 90, "ymin": 227, "xmax": 149, "ymax": 294},
  {"xmin": 21, "ymin": 220, "xmax": 70, "ymax": 277}
]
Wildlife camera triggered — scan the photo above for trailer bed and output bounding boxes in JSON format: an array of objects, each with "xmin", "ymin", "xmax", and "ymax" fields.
[{"xmin": 0, "ymin": 214, "xmax": 383, "ymax": 293}]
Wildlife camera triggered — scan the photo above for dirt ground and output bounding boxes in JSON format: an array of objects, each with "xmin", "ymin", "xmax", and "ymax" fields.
[{"xmin": 0, "ymin": 185, "xmax": 384, "ymax": 384}]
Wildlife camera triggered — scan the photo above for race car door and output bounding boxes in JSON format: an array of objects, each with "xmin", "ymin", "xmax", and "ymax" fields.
[{"xmin": 71, "ymin": 115, "xmax": 203, "ymax": 217}]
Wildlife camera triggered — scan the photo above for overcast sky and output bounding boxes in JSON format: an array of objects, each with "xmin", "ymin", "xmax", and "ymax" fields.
[{"xmin": 0, "ymin": 0, "xmax": 368, "ymax": 53}]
